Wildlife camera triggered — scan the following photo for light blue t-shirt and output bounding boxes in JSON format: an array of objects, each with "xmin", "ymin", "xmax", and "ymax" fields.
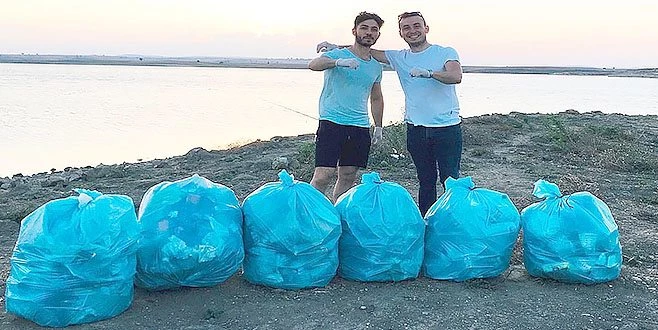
[
  {"xmin": 319, "ymin": 48, "xmax": 383, "ymax": 128},
  {"xmin": 385, "ymin": 45, "xmax": 461, "ymax": 127}
]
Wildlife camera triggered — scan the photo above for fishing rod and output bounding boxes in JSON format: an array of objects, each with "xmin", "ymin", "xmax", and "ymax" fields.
[{"xmin": 260, "ymin": 98, "xmax": 319, "ymax": 121}]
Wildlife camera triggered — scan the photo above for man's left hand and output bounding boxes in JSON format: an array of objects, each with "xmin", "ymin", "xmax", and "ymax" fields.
[
  {"xmin": 317, "ymin": 41, "xmax": 338, "ymax": 53},
  {"xmin": 371, "ymin": 127, "xmax": 383, "ymax": 145},
  {"xmin": 410, "ymin": 68, "xmax": 433, "ymax": 78}
]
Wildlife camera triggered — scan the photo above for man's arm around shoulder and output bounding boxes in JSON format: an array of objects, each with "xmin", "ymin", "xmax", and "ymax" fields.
[{"xmin": 369, "ymin": 49, "xmax": 389, "ymax": 65}]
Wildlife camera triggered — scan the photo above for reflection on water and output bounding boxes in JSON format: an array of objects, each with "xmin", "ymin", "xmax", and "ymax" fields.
[{"xmin": 1, "ymin": 64, "xmax": 657, "ymax": 176}]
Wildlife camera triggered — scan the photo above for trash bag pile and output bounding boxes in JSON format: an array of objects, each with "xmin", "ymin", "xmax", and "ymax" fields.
[
  {"xmin": 242, "ymin": 170, "xmax": 341, "ymax": 289},
  {"xmin": 4, "ymin": 167, "xmax": 627, "ymax": 327},
  {"xmin": 335, "ymin": 172, "xmax": 424, "ymax": 282},
  {"xmin": 521, "ymin": 180, "xmax": 622, "ymax": 284},
  {"xmin": 424, "ymin": 177, "xmax": 521, "ymax": 281},
  {"xmin": 5, "ymin": 189, "xmax": 139, "ymax": 327},
  {"xmin": 135, "ymin": 174, "xmax": 244, "ymax": 290}
]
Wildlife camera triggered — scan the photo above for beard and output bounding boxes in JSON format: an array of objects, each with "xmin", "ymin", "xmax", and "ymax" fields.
[{"xmin": 355, "ymin": 35, "xmax": 378, "ymax": 47}]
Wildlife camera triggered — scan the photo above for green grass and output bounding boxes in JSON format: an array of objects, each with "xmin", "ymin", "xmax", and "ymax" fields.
[
  {"xmin": 542, "ymin": 115, "xmax": 574, "ymax": 151},
  {"xmin": 537, "ymin": 116, "xmax": 657, "ymax": 174},
  {"xmin": 368, "ymin": 123, "xmax": 412, "ymax": 170},
  {"xmin": 295, "ymin": 141, "xmax": 316, "ymax": 181}
]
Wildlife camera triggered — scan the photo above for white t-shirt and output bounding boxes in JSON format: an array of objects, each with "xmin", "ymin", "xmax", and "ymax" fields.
[{"xmin": 385, "ymin": 45, "xmax": 461, "ymax": 127}]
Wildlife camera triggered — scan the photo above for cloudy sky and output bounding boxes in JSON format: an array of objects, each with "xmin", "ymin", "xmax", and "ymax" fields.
[{"xmin": 2, "ymin": 0, "xmax": 657, "ymax": 67}]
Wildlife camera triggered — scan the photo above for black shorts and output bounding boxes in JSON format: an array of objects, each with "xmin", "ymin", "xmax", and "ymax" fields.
[{"xmin": 315, "ymin": 120, "xmax": 371, "ymax": 168}]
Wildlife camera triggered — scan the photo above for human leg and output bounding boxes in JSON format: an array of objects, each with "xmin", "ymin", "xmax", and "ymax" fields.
[
  {"xmin": 432, "ymin": 124, "xmax": 462, "ymax": 184},
  {"xmin": 312, "ymin": 120, "xmax": 345, "ymax": 195},
  {"xmin": 406, "ymin": 124, "xmax": 438, "ymax": 216},
  {"xmin": 333, "ymin": 166, "xmax": 359, "ymax": 201},
  {"xmin": 311, "ymin": 167, "xmax": 337, "ymax": 195},
  {"xmin": 333, "ymin": 125, "xmax": 370, "ymax": 201}
]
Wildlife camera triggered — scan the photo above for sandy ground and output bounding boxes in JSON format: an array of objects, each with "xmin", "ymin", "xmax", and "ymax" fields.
[{"xmin": 0, "ymin": 112, "xmax": 657, "ymax": 329}]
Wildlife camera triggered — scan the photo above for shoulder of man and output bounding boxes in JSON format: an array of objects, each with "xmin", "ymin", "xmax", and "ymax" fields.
[
  {"xmin": 431, "ymin": 44, "xmax": 459, "ymax": 54},
  {"xmin": 383, "ymin": 49, "xmax": 407, "ymax": 63},
  {"xmin": 386, "ymin": 48, "xmax": 408, "ymax": 56},
  {"xmin": 323, "ymin": 48, "xmax": 350, "ymax": 59}
]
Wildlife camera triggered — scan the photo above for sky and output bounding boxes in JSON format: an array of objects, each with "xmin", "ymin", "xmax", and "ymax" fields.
[{"xmin": 2, "ymin": 0, "xmax": 657, "ymax": 68}]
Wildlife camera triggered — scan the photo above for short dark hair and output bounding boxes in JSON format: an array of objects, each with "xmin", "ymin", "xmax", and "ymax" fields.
[
  {"xmin": 397, "ymin": 11, "xmax": 426, "ymax": 26},
  {"xmin": 354, "ymin": 11, "xmax": 384, "ymax": 29}
]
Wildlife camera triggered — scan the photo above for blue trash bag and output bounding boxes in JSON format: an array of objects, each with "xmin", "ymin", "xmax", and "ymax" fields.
[
  {"xmin": 242, "ymin": 170, "xmax": 341, "ymax": 289},
  {"xmin": 135, "ymin": 174, "xmax": 244, "ymax": 290},
  {"xmin": 423, "ymin": 177, "xmax": 521, "ymax": 281},
  {"xmin": 334, "ymin": 172, "xmax": 425, "ymax": 282},
  {"xmin": 521, "ymin": 180, "xmax": 622, "ymax": 284},
  {"xmin": 5, "ymin": 189, "xmax": 139, "ymax": 327}
]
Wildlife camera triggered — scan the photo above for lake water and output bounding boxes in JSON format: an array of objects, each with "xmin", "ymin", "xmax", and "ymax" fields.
[{"xmin": 1, "ymin": 63, "xmax": 657, "ymax": 177}]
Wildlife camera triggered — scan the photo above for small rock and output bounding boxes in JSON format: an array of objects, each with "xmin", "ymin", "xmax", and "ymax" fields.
[
  {"xmin": 154, "ymin": 160, "xmax": 169, "ymax": 168},
  {"xmin": 42, "ymin": 175, "xmax": 66, "ymax": 187},
  {"xmin": 505, "ymin": 265, "xmax": 526, "ymax": 281},
  {"xmin": 252, "ymin": 160, "xmax": 272, "ymax": 171},
  {"xmin": 67, "ymin": 170, "xmax": 85, "ymax": 182},
  {"xmin": 88, "ymin": 165, "xmax": 125, "ymax": 179},
  {"xmin": 186, "ymin": 147, "xmax": 212, "ymax": 159},
  {"xmin": 271, "ymin": 157, "xmax": 289, "ymax": 170}
]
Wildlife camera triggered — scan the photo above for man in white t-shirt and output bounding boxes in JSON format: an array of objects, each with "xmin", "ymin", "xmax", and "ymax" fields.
[{"xmin": 318, "ymin": 11, "xmax": 463, "ymax": 215}]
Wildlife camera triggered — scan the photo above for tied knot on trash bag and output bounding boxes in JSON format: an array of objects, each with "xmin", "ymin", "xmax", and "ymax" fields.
[
  {"xmin": 532, "ymin": 179, "xmax": 563, "ymax": 199},
  {"xmin": 360, "ymin": 172, "xmax": 384, "ymax": 185},
  {"xmin": 444, "ymin": 176, "xmax": 476, "ymax": 191},
  {"xmin": 278, "ymin": 169, "xmax": 295, "ymax": 187}
]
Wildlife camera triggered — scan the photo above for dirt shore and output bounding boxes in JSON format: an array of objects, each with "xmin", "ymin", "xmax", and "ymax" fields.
[{"xmin": 1, "ymin": 112, "xmax": 657, "ymax": 329}]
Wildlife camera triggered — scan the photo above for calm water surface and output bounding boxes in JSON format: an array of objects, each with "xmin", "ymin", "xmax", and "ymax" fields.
[{"xmin": 1, "ymin": 63, "xmax": 657, "ymax": 176}]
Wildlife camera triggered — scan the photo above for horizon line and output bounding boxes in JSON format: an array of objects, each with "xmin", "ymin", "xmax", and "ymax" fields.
[{"xmin": 2, "ymin": 53, "xmax": 657, "ymax": 70}]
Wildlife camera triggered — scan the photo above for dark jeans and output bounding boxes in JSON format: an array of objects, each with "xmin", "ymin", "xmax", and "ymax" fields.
[{"xmin": 406, "ymin": 123, "xmax": 462, "ymax": 216}]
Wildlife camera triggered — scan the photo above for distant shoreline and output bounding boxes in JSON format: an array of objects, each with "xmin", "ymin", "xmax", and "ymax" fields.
[{"xmin": 1, "ymin": 54, "xmax": 657, "ymax": 78}]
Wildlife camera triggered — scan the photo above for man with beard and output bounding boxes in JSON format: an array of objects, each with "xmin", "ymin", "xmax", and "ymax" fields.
[
  {"xmin": 307, "ymin": 11, "xmax": 385, "ymax": 201},
  {"xmin": 317, "ymin": 11, "xmax": 463, "ymax": 215}
]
